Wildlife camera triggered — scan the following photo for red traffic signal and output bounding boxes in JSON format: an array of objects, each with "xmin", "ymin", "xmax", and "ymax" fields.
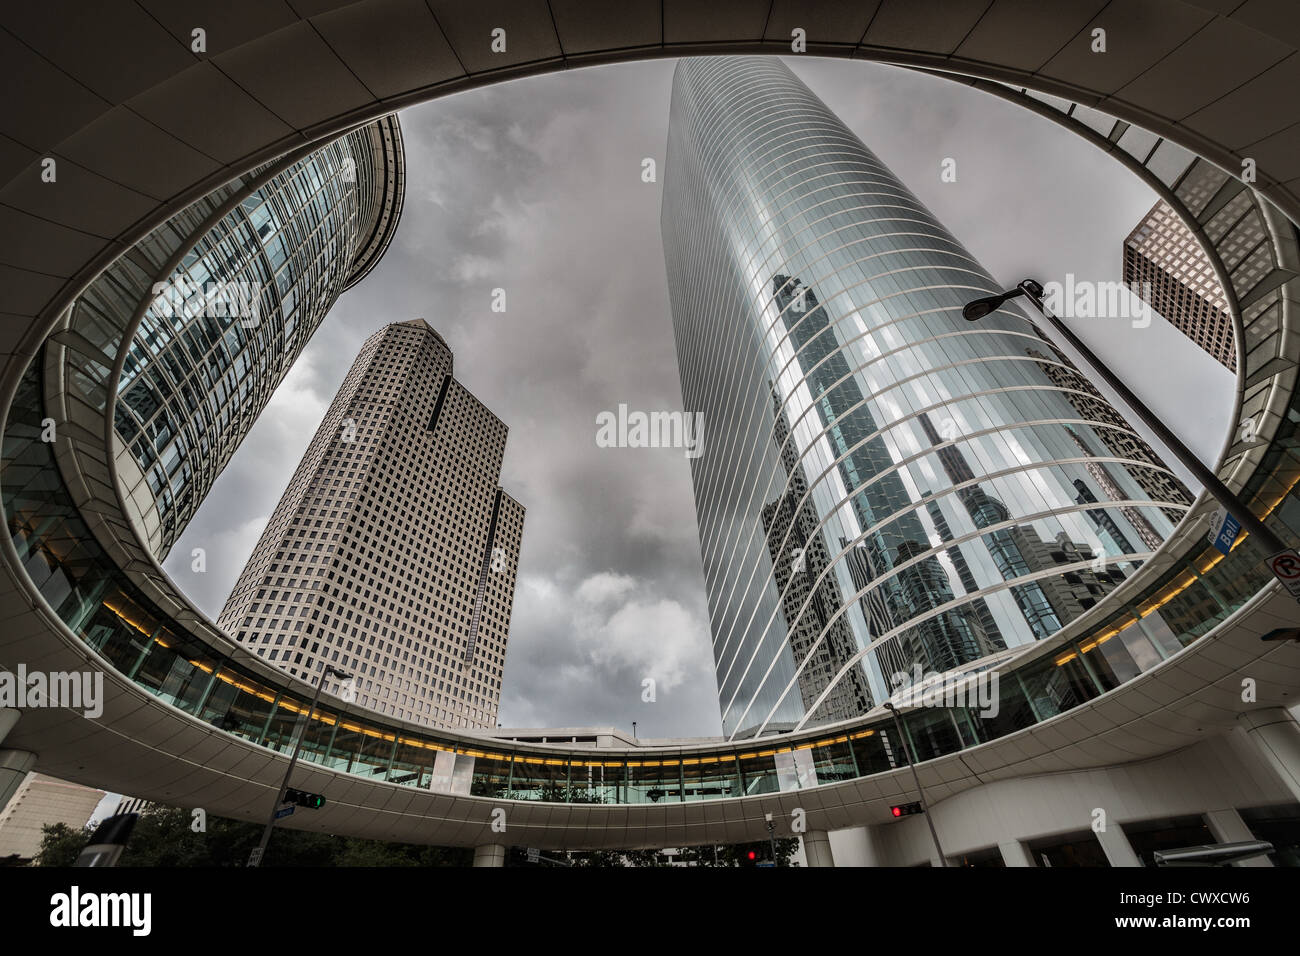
[
  {"xmin": 747, "ymin": 850, "xmax": 757, "ymax": 861},
  {"xmin": 891, "ymin": 802, "xmax": 923, "ymax": 818}
]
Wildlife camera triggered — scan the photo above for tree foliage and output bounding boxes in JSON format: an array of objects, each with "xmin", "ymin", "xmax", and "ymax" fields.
[
  {"xmin": 34, "ymin": 804, "xmax": 800, "ymax": 867},
  {"xmin": 33, "ymin": 806, "xmax": 471, "ymax": 867}
]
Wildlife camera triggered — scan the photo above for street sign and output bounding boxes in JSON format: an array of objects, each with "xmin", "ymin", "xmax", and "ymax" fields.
[
  {"xmin": 526, "ymin": 847, "xmax": 539, "ymax": 863},
  {"xmin": 1267, "ymin": 550, "xmax": 1300, "ymax": 601},
  {"xmin": 275, "ymin": 804, "xmax": 295, "ymax": 820},
  {"xmin": 1207, "ymin": 507, "xmax": 1242, "ymax": 556},
  {"xmin": 756, "ymin": 862, "xmax": 776, "ymax": 868}
]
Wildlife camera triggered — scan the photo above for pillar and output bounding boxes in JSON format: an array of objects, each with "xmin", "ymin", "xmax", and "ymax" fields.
[
  {"xmin": 1205, "ymin": 808, "xmax": 1272, "ymax": 867},
  {"xmin": 802, "ymin": 830, "xmax": 835, "ymax": 867},
  {"xmin": 1096, "ymin": 825, "xmax": 1142, "ymax": 867},
  {"xmin": 473, "ymin": 843, "xmax": 506, "ymax": 867},
  {"xmin": 0, "ymin": 708, "xmax": 35, "ymax": 811},
  {"xmin": 829, "ymin": 826, "xmax": 879, "ymax": 866},
  {"xmin": 1238, "ymin": 708, "xmax": 1300, "ymax": 802},
  {"xmin": 0, "ymin": 750, "xmax": 37, "ymax": 812},
  {"xmin": 0, "ymin": 707, "xmax": 18, "ymax": 746},
  {"xmin": 997, "ymin": 840, "xmax": 1034, "ymax": 867}
]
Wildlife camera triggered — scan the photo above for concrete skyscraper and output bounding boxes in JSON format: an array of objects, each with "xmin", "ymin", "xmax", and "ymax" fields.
[
  {"xmin": 217, "ymin": 320, "xmax": 524, "ymax": 730},
  {"xmin": 1123, "ymin": 200, "xmax": 1234, "ymax": 370},
  {"xmin": 662, "ymin": 57, "xmax": 1193, "ymax": 739}
]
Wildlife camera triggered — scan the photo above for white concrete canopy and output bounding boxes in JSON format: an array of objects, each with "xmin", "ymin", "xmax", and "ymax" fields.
[
  {"xmin": 3, "ymin": 0, "xmax": 1300, "ymax": 853},
  {"xmin": 5, "ymin": 0, "xmax": 1300, "ymax": 387}
]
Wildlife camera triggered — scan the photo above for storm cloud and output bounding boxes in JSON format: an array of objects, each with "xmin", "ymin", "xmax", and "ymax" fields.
[{"xmin": 164, "ymin": 58, "xmax": 1232, "ymax": 739}]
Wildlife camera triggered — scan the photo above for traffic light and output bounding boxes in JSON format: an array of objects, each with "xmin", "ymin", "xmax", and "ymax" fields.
[
  {"xmin": 285, "ymin": 787, "xmax": 326, "ymax": 810},
  {"xmin": 890, "ymin": 802, "xmax": 923, "ymax": 818}
]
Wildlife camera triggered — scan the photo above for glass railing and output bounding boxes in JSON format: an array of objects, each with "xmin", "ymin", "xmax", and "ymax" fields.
[{"xmin": 6, "ymin": 344, "xmax": 1298, "ymax": 805}]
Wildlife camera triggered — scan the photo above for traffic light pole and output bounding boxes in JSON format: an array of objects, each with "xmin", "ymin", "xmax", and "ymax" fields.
[
  {"xmin": 884, "ymin": 702, "xmax": 948, "ymax": 867},
  {"xmin": 249, "ymin": 664, "xmax": 346, "ymax": 867}
]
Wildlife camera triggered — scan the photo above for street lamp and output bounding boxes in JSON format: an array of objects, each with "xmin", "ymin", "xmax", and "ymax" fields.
[
  {"xmin": 964, "ymin": 279, "xmax": 1294, "ymax": 573},
  {"xmin": 249, "ymin": 664, "xmax": 351, "ymax": 867},
  {"xmin": 882, "ymin": 701, "xmax": 948, "ymax": 866}
]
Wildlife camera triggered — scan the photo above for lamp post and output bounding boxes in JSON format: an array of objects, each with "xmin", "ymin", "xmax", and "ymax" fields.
[
  {"xmin": 963, "ymin": 279, "xmax": 1293, "ymax": 572},
  {"xmin": 73, "ymin": 813, "xmax": 138, "ymax": 867},
  {"xmin": 764, "ymin": 811, "xmax": 778, "ymax": 866},
  {"xmin": 883, "ymin": 701, "xmax": 948, "ymax": 866},
  {"xmin": 249, "ymin": 663, "xmax": 350, "ymax": 867}
]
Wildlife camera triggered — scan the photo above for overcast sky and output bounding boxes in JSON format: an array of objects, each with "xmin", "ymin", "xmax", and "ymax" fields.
[{"xmin": 162, "ymin": 57, "xmax": 1235, "ymax": 740}]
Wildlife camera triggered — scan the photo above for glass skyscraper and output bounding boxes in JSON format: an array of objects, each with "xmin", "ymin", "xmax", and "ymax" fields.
[
  {"xmin": 662, "ymin": 57, "xmax": 1193, "ymax": 740},
  {"xmin": 78, "ymin": 117, "xmax": 406, "ymax": 558}
]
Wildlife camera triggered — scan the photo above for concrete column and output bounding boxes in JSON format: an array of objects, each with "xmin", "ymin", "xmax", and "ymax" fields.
[
  {"xmin": 1096, "ymin": 825, "xmax": 1142, "ymax": 867},
  {"xmin": 802, "ymin": 830, "xmax": 835, "ymax": 867},
  {"xmin": 0, "ymin": 707, "xmax": 19, "ymax": 746},
  {"xmin": 1205, "ymin": 808, "xmax": 1273, "ymax": 867},
  {"xmin": 1239, "ymin": 708, "xmax": 1300, "ymax": 802},
  {"xmin": 998, "ymin": 839, "xmax": 1034, "ymax": 867},
  {"xmin": 472, "ymin": 843, "xmax": 506, "ymax": 867},
  {"xmin": 829, "ymin": 826, "xmax": 879, "ymax": 866},
  {"xmin": 0, "ymin": 750, "xmax": 37, "ymax": 812}
]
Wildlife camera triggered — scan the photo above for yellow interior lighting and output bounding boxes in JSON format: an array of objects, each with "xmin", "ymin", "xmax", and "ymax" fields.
[{"xmin": 103, "ymin": 601, "xmax": 154, "ymax": 637}]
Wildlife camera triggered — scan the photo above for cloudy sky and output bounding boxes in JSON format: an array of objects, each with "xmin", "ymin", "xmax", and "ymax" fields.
[{"xmin": 162, "ymin": 57, "xmax": 1234, "ymax": 740}]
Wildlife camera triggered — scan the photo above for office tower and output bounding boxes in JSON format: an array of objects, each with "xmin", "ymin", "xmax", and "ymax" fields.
[
  {"xmin": 109, "ymin": 117, "xmax": 406, "ymax": 558},
  {"xmin": 761, "ymin": 385, "xmax": 873, "ymax": 728},
  {"xmin": 216, "ymin": 320, "xmax": 524, "ymax": 730},
  {"xmin": 1123, "ymin": 200, "xmax": 1234, "ymax": 370},
  {"xmin": 1025, "ymin": 339, "xmax": 1193, "ymax": 528},
  {"xmin": 0, "ymin": 774, "xmax": 106, "ymax": 863},
  {"xmin": 662, "ymin": 57, "xmax": 1192, "ymax": 739}
]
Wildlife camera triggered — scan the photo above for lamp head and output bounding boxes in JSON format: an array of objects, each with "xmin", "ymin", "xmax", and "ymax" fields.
[{"xmin": 962, "ymin": 289, "xmax": 1020, "ymax": 321}]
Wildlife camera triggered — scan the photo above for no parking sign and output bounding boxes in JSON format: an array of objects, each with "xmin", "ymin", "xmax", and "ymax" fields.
[{"xmin": 1267, "ymin": 550, "xmax": 1300, "ymax": 601}]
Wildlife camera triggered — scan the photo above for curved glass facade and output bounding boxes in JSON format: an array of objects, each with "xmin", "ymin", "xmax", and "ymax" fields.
[
  {"xmin": 4, "ymin": 50, "xmax": 1298, "ymax": 821},
  {"xmin": 4, "ymin": 353, "xmax": 1290, "ymax": 805},
  {"xmin": 661, "ymin": 58, "xmax": 1194, "ymax": 739},
  {"xmin": 63, "ymin": 118, "xmax": 405, "ymax": 559}
]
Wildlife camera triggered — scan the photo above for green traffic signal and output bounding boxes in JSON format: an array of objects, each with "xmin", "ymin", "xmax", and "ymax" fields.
[{"xmin": 284, "ymin": 787, "xmax": 327, "ymax": 810}]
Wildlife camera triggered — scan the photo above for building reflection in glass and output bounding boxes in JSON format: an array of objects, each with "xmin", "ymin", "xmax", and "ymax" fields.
[{"xmin": 661, "ymin": 57, "xmax": 1192, "ymax": 738}]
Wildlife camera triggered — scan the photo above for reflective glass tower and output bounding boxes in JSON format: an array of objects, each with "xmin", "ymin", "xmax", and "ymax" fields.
[
  {"xmin": 101, "ymin": 117, "xmax": 405, "ymax": 558},
  {"xmin": 662, "ymin": 57, "xmax": 1193, "ymax": 739}
]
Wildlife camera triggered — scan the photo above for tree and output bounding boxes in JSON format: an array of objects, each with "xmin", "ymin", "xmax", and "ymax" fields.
[
  {"xmin": 33, "ymin": 822, "xmax": 91, "ymax": 866},
  {"xmin": 711, "ymin": 838, "xmax": 800, "ymax": 867},
  {"xmin": 32, "ymin": 804, "xmax": 473, "ymax": 867},
  {"xmin": 33, "ymin": 804, "xmax": 800, "ymax": 867}
]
